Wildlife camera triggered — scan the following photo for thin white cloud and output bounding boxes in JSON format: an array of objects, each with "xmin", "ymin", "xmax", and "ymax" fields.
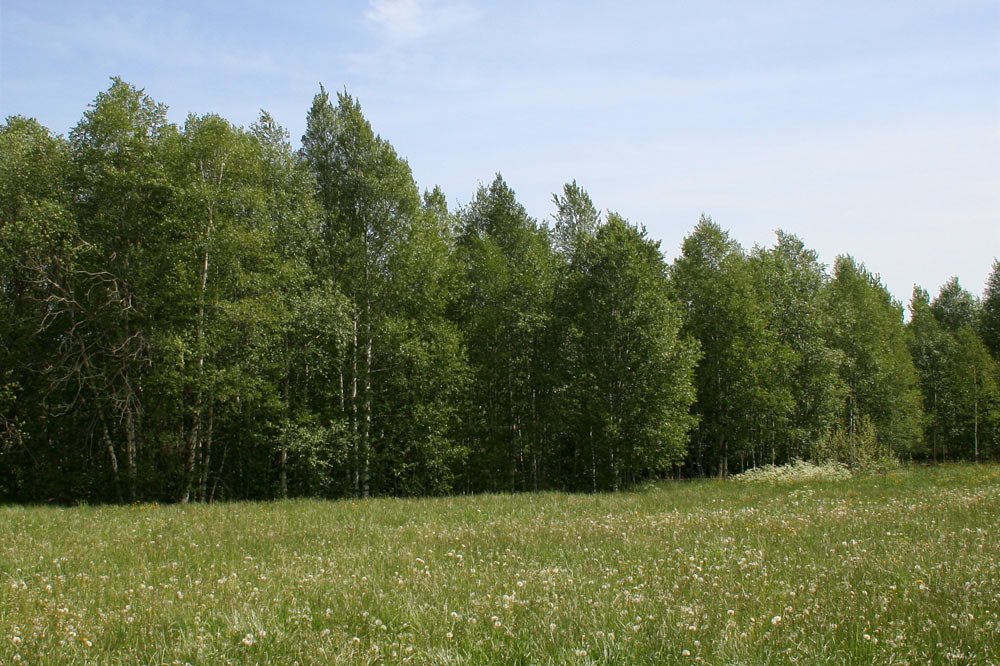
[
  {"xmin": 366, "ymin": 0, "xmax": 425, "ymax": 40},
  {"xmin": 7, "ymin": 7, "xmax": 287, "ymax": 81},
  {"xmin": 364, "ymin": 0, "xmax": 478, "ymax": 43}
]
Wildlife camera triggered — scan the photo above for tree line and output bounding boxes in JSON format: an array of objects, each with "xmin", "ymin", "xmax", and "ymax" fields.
[{"xmin": 2, "ymin": 79, "xmax": 998, "ymax": 503}]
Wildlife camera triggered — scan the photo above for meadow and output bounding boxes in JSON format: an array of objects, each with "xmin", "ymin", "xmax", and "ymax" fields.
[{"xmin": 1, "ymin": 465, "xmax": 998, "ymax": 665}]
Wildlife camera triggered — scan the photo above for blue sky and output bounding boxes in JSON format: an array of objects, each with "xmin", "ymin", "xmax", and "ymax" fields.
[{"xmin": 2, "ymin": 0, "xmax": 998, "ymax": 304}]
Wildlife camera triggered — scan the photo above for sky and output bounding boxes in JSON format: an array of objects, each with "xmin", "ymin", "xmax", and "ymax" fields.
[{"xmin": 2, "ymin": 0, "xmax": 998, "ymax": 305}]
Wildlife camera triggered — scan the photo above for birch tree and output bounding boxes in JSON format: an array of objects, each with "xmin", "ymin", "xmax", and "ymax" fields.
[{"xmin": 558, "ymin": 214, "xmax": 697, "ymax": 490}]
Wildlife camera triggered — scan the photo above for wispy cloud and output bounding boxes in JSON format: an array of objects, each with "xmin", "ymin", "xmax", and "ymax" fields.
[
  {"xmin": 364, "ymin": 0, "xmax": 478, "ymax": 43},
  {"xmin": 7, "ymin": 7, "xmax": 284, "ymax": 79}
]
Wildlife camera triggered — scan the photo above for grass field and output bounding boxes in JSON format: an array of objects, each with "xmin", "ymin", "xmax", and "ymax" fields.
[{"xmin": 1, "ymin": 465, "xmax": 998, "ymax": 665}]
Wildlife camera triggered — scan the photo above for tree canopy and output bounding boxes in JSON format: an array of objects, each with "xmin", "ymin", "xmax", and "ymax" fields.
[{"xmin": 1, "ymin": 79, "xmax": 996, "ymax": 503}]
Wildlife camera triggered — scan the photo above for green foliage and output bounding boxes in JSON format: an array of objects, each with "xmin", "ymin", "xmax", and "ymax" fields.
[
  {"xmin": 931, "ymin": 276, "xmax": 980, "ymax": 332},
  {"xmin": 812, "ymin": 415, "xmax": 898, "ymax": 472},
  {"xmin": 909, "ymin": 282, "xmax": 1000, "ymax": 461},
  {"xmin": 2, "ymin": 79, "xmax": 997, "ymax": 503},
  {"xmin": 455, "ymin": 174, "xmax": 558, "ymax": 491},
  {"xmin": 551, "ymin": 179, "xmax": 600, "ymax": 256},
  {"xmin": 302, "ymin": 87, "xmax": 469, "ymax": 497},
  {"xmin": 671, "ymin": 217, "xmax": 782, "ymax": 476},
  {"xmin": 0, "ymin": 117, "xmax": 74, "ymax": 497},
  {"xmin": 278, "ymin": 416, "xmax": 348, "ymax": 496},
  {"xmin": 556, "ymin": 214, "xmax": 698, "ymax": 490},
  {"xmin": 0, "ymin": 116, "xmax": 74, "ymax": 267},
  {"xmin": 825, "ymin": 255, "xmax": 924, "ymax": 459},
  {"xmin": 750, "ymin": 232, "xmax": 846, "ymax": 461},
  {"xmin": 155, "ymin": 110, "xmax": 330, "ymax": 501},
  {"xmin": 979, "ymin": 259, "xmax": 1000, "ymax": 359}
]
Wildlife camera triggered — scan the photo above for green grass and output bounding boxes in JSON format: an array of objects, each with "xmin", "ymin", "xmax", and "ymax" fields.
[{"xmin": 1, "ymin": 465, "xmax": 998, "ymax": 665}]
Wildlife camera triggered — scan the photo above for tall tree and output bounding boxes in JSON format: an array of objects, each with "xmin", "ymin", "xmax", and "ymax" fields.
[
  {"xmin": 0, "ymin": 116, "xmax": 74, "ymax": 498},
  {"xmin": 979, "ymin": 260, "xmax": 1000, "ymax": 360},
  {"xmin": 369, "ymin": 189, "xmax": 469, "ymax": 496},
  {"xmin": 931, "ymin": 276, "xmax": 980, "ymax": 333},
  {"xmin": 455, "ymin": 174, "xmax": 558, "ymax": 490},
  {"xmin": 825, "ymin": 255, "xmax": 924, "ymax": 460},
  {"xmin": 750, "ymin": 232, "xmax": 845, "ymax": 461},
  {"xmin": 253, "ymin": 112, "xmax": 352, "ymax": 499},
  {"xmin": 910, "ymin": 279, "xmax": 1000, "ymax": 462},
  {"xmin": 302, "ymin": 87, "xmax": 415, "ymax": 496},
  {"xmin": 670, "ymin": 217, "xmax": 779, "ymax": 476},
  {"xmin": 908, "ymin": 286, "xmax": 954, "ymax": 461},
  {"xmin": 557, "ymin": 214, "xmax": 697, "ymax": 490},
  {"xmin": 302, "ymin": 88, "xmax": 468, "ymax": 496},
  {"xmin": 63, "ymin": 79, "xmax": 175, "ymax": 501},
  {"xmin": 551, "ymin": 180, "xmax": 600, "ymax": 256},
  {"xmin": 153, "ymin": 111, "xmax": 334, "ymax": 502},
  {"xmin": 948, "ymin": 327, "xmax": 999, "ymax": 461}
]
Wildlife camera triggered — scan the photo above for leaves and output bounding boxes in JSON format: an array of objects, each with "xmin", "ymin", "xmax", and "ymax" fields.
[
  {"xmin": 2, "ymin": 78, "xmax": 997, "ymax": 503},
  {"xmin": 557, "ymin": 213, "xmax": 698, "ymax": 489}
]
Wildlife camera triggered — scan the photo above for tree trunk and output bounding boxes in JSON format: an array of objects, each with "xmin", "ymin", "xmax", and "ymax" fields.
[
  {"xmin": 351, "ymin": 316, "xmax": 359, "ymax": 495},
  {"xmin": 209, "ymin": 441, "xmax": 226, "ymax": 503},
  {"xmin": 184, "ymin": 211, "xmax": 211, "ymax": 504},
  {"xmin": 124, "ymin": 403, "xmax": 138, "ymax": 502},
  {"xmin": 97, "ymin": 405, "xmax": 122, "ymax": 503},
  {"xmin": 280, "ymin": 335, "xmax": 290, "ymax": 499},
  {"xmin": 973, "ymin": 366, "xmax": 980, "ymax": 462},
  {"xmin": 932, "ymin": 388, "xmax": 938, "ymax": 463},
  {"xmin": 181, "ymin": 411, "xmax": 200, "ymax": 504},
  {"xmin": 361, "ymin": 317, "xmax": 372, "ymax": 499},
  {"xmin": 279, "ymin": 439, "xmax": 288, "ymax": 499},
  {"xmin": 199, "ymin": 404, "xmax": 213, "ymax": 502}
]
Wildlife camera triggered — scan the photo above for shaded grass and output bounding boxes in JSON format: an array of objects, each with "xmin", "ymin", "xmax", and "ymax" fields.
[{"xmin": 1, "ymin": 465, "xmax": 998, "ymax": 664}]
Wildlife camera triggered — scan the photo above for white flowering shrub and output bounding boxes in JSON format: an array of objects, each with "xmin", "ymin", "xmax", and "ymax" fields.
[{"xmin": 730, "ymin": 458, "xmax": 852, "ymax": 483}]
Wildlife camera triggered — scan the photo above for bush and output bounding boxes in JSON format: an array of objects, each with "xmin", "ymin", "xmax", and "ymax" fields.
[
  {"xmin": 812, "ymin": 416, "xmax": 899, "ymax": 473},
  {"xmin": 731, "ymin": 459, "xmax": 852, "ymax": 483}
]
